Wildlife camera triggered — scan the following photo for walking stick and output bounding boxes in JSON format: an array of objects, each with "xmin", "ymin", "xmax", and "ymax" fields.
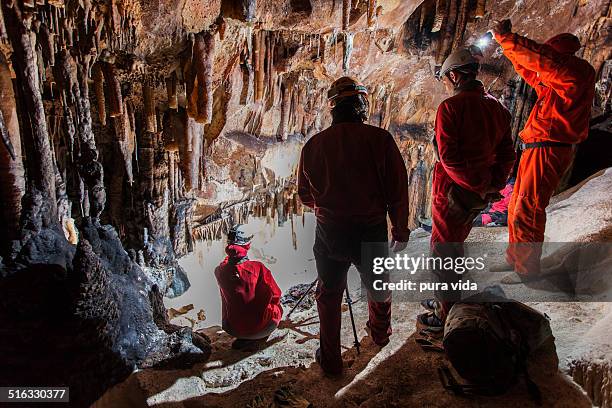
[
  {"xmin": 286, "ymin": 278, "xmax": 318, "ymax": 319},
  {"xmin": 345, "ymin": 287, "xmax": 360, "ymax": 355}
]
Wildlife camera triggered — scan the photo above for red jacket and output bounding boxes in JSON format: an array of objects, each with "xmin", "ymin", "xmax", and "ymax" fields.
[
  {"xmin": 495, "ymin": 32, "xmax": 596, "ymax": 144},
  {"xmin": 298, "ymin": 122, "xmax": 410, "ymax": 242},
  {"xmin": 435, "ymin": 80, "xmax": 515, "ymax": 193},
  {"xmin": 214, "ymin": 245, "xmax": 282, "ymax": 337}
]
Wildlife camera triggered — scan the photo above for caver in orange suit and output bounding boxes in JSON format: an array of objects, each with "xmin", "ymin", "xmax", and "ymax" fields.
[{"xmin": 495, "ymin": 31, "xmax": 596, "ymax": 276}]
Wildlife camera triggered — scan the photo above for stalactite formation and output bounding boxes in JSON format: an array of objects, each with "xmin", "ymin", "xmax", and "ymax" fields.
[
  {"xmin": 166, "ymin": 73, "xmax": 178, "ymax": 110},
  {"xmin": 92, "ymin": 63, "xmax": 107, "ymax": 126},
  {"xmin": 474, "ymin": 0, "xmax": 486, "ymax": 18},
  {"xmin": 2, "ymin": 1, "xmax": 58, "ymax": 226},
  {"xmin": 342, "ymin": 0, "xmax": 351, "ymax": 31},
  {"xmin": 100, "ymin": 60, "xmax": 124, "ymax": 118},
  {"xmin": 0, "ymin": 54, "xmax": 25, "ymax": 248},
  {"xmin": 367, "ymin": 0, "xmax": 378, "ymax": 29},
  {"xmin": 0, "ymin": 0, "xmax": 609, "ymax": 404},
  {"xmin": 193, "ymin": 31, "xmax": 216, "ymax": 124},
  {"xmin": 143, "ymin": 82, "xmax": 158, "ymax": 133}
]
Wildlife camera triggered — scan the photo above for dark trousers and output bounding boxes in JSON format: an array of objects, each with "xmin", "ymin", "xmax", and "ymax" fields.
[{"xmin": 313, "ymin": 221, "xmax": 392, "ymax": 374}]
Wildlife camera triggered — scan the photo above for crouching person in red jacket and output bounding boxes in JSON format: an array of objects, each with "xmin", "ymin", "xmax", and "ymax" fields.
[{"xmin": 214, "ymin": 224, "xmax": 283, "ymax": 350}]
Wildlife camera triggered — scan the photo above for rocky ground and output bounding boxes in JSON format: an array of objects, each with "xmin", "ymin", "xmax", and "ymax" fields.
[
  {"xmin": 94, "ymin": 169, "xmax": 612, "ymax": 407},
  {"xmin": 94, "ymin": 282, "xmax": 608, "ymax": 407}
]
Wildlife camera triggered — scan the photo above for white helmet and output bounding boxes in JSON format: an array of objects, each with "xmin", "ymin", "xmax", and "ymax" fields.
[{"xmin": 437, "ymin": 48, "xmax": 480, "ymax": 80}]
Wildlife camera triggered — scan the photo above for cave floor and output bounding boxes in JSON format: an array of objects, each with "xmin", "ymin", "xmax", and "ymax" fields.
[{"xmin": 94, "ymin": 228, "xmax": 607, "ymax": 407}]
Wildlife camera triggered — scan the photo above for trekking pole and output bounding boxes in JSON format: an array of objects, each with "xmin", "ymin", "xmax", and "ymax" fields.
[
  {"xmin": 345, "ymin": 287, "xmax": 360, "ymax": 355},
  {"xmin": 286, "ymin": 278, "xmax": 318, "ymax": 319}
]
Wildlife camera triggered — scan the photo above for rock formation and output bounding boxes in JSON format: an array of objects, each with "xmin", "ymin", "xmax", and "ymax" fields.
[{"xmin": 0, "ymin": 0, "xmax": 610, "ymax": 406}]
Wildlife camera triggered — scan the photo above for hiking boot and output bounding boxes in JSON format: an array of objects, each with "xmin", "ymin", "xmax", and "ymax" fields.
[
  {"xmin": 420, "ymin": 299, "xmax": 438, "ymax": 312},
  {"xmin": 315, "ymin": 348, "xmax": 343, "ymax": 377},
  {"xmin": 365, "ymin": 321, "xmax": 390, "ymax": 348},
  {"xmin": 418, "ymin": 312, "xmax": 445, "ymax": 331}
]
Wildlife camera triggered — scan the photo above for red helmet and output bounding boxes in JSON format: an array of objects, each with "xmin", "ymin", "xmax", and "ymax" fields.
[{"xmin": 545, "ymin": 33, "xmax": 581, "ymax": 55}]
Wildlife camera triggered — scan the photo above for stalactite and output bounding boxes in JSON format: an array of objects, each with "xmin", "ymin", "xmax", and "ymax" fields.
[
  {"xmin": 342, "ymin": 32, "xmax": 354, "ymax": 73},
  {"xmin": 38, "ymin": 22, "xmax": 55, "ymax": 67},
  {"xmin": 184, "ymin": 52, "xmax": 197, "ymax": 118},
  {"xmin": 0, "ymin": 54, "xmax": 25, "ymax": 245},
  {"xmin": 100, "ymin": 60, "xmax": 123, "ymax": 117},
  {"xmin": 55, "ymin": 49, "xmax": 77, "ymax": 106},
  {"xmin": 114, "ymin": 101, "xmax": 134, "ymax": 184},
  {"xmin": 139, "ymin": 130, "xmax": 155, "ymax": 200},
  {"xmin": 166, "ymin": 73, "xmax": 178, "ymax": 110},
  {"xmin": 452, "ymin": 0, "xmax": 469, "ymax": 51},
  {"xmin": 431, "ymin": 0, "xmax": 447, "ymax": 33},
  {"xmin": 2, "ymin": 1, "xmax": 58, "ymax": 224},
  {"xmin": 180, "ymin": 116, "xmax": 202, "ymax": 192},
  {"xmin": 320, "ymin": 34, "xmax": 327, "ymax": 63},
  {"xmin": 175, "ymin": 154, "xmax": 182, "ymax": 198},
  {"xmin": 239, "ymin": 49, "xmax": 254, "ymax": 105},
  {"xmin": 76, "ymin": 56, "xmax": 106, "ymax": 219},
  {"xmin": 0, "ymin": 5, "xmax": 6, "ymax": 41},
  {"xmin": 279, "ymin": 80, "xmax": 291, "ymax": 141},
  {"xmin": 342, "ymin": 0, "xmax": 351, "ymax": 31},
  {"xmin": 437, "ymin": 0, "xmax": 457, "ymax": 65},
  {"xmin": 92, "ymin": 63, "xmax": 106, "ymax": 126},
  {"xmin": 254, "ymin": 30, "xmax": 266, "ymax": 102},
  {"xmin": 266, "ymin": 31, "xmax": 275, "ymax": 107},
  {"xmin": 474, "ymin": 0, "xmax": 486, "ymax": 18},
  {"xmin": 168, "ymin": 152, "xmax": 175, "ymax": 202},
  {"xmin": 217, "ymin": 17, "xmax": 226, "ymax": 41},
  {"xmin": 143, "ymin": 82, "xmax": 157, "ymax": 133},
  {"xmin": 193, "ymin": 32, "xmax": 215, "ymax": 124},
  {"xmin": 367, "ymin": 0, "xmax": 377, "ymax": 29}
]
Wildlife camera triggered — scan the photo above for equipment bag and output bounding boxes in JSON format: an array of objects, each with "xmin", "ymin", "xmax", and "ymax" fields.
[{"xmin": 442, "ymin": 296, "xmax": 553, "ymax": 403}]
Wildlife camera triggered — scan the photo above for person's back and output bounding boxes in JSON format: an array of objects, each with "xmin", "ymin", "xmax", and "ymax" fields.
[
  {"xmin": 435, "ymin": 81, "xmax": 514, "ymax": 194},
  {"xmin": 214, "ymin": 225, "xmax": 282, "ymax": 348},
  {"xmin": 300, "ymin": 122, "xmax": 404, "ymax": 228},
  {"xmin": 298, "ymin": 77, "xmax": 409, "ymax": 376},
  {"xmin": 215, "ymin": 257, "xmax": 282, "ymax": 336}
]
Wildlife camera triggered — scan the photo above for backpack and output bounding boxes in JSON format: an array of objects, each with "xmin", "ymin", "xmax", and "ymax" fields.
[{"xmin": 441, "ymin": 288, "xmax": 553, "ymax": 404}]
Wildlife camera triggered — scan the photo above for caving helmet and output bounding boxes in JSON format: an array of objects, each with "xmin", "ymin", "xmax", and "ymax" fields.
[
  {"xmin": 227, "ymin": 224, "xmax": 253, "ymax": 245},
  {"xmin": 327, "ymin": 76, "xmax": 369, "ymax": 105},
  {"xmin": 437, "ymin": 48, "xmax": 480, "ymax": 80}
]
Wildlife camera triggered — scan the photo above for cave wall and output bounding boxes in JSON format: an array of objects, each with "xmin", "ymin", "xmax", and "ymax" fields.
[
  {"xmin": 0, "ymin": 0, "xmax": 609, "ymax": 405},
  {"xmin": 1, "ymin": 0, "xmax": 609, "ymax": 256}
]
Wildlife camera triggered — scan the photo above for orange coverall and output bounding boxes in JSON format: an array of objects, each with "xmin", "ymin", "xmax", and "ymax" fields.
[{"xmin": 495, "ymin": 32, "xmax": 596, "ymax": 275}]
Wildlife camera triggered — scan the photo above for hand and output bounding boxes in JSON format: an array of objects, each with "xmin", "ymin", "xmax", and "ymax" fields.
[
  {"xmin": 491, "ymin": 19, "xmax": 512, "ymax": 37},
  {"xmin": 390, "ymin": 240, "xmax": 408, "ymax": 253}
]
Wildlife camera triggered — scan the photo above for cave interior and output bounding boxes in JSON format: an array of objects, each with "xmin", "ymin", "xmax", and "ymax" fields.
[{"xmin": 0, "ymin": 0, "xmax": 611, "ymax": 406}]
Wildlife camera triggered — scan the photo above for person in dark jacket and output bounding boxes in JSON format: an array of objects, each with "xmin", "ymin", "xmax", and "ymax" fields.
[
  {"xmin": 298, "ymin": 77, "xmax": 410, "ymax": 376},
  {"xmin": 214, "ymin": 224, "xmax": 283, "ymax": 350},
  {"xmin": 422, "ymin": 48, "xmax": 515, "ymax": 327}
]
